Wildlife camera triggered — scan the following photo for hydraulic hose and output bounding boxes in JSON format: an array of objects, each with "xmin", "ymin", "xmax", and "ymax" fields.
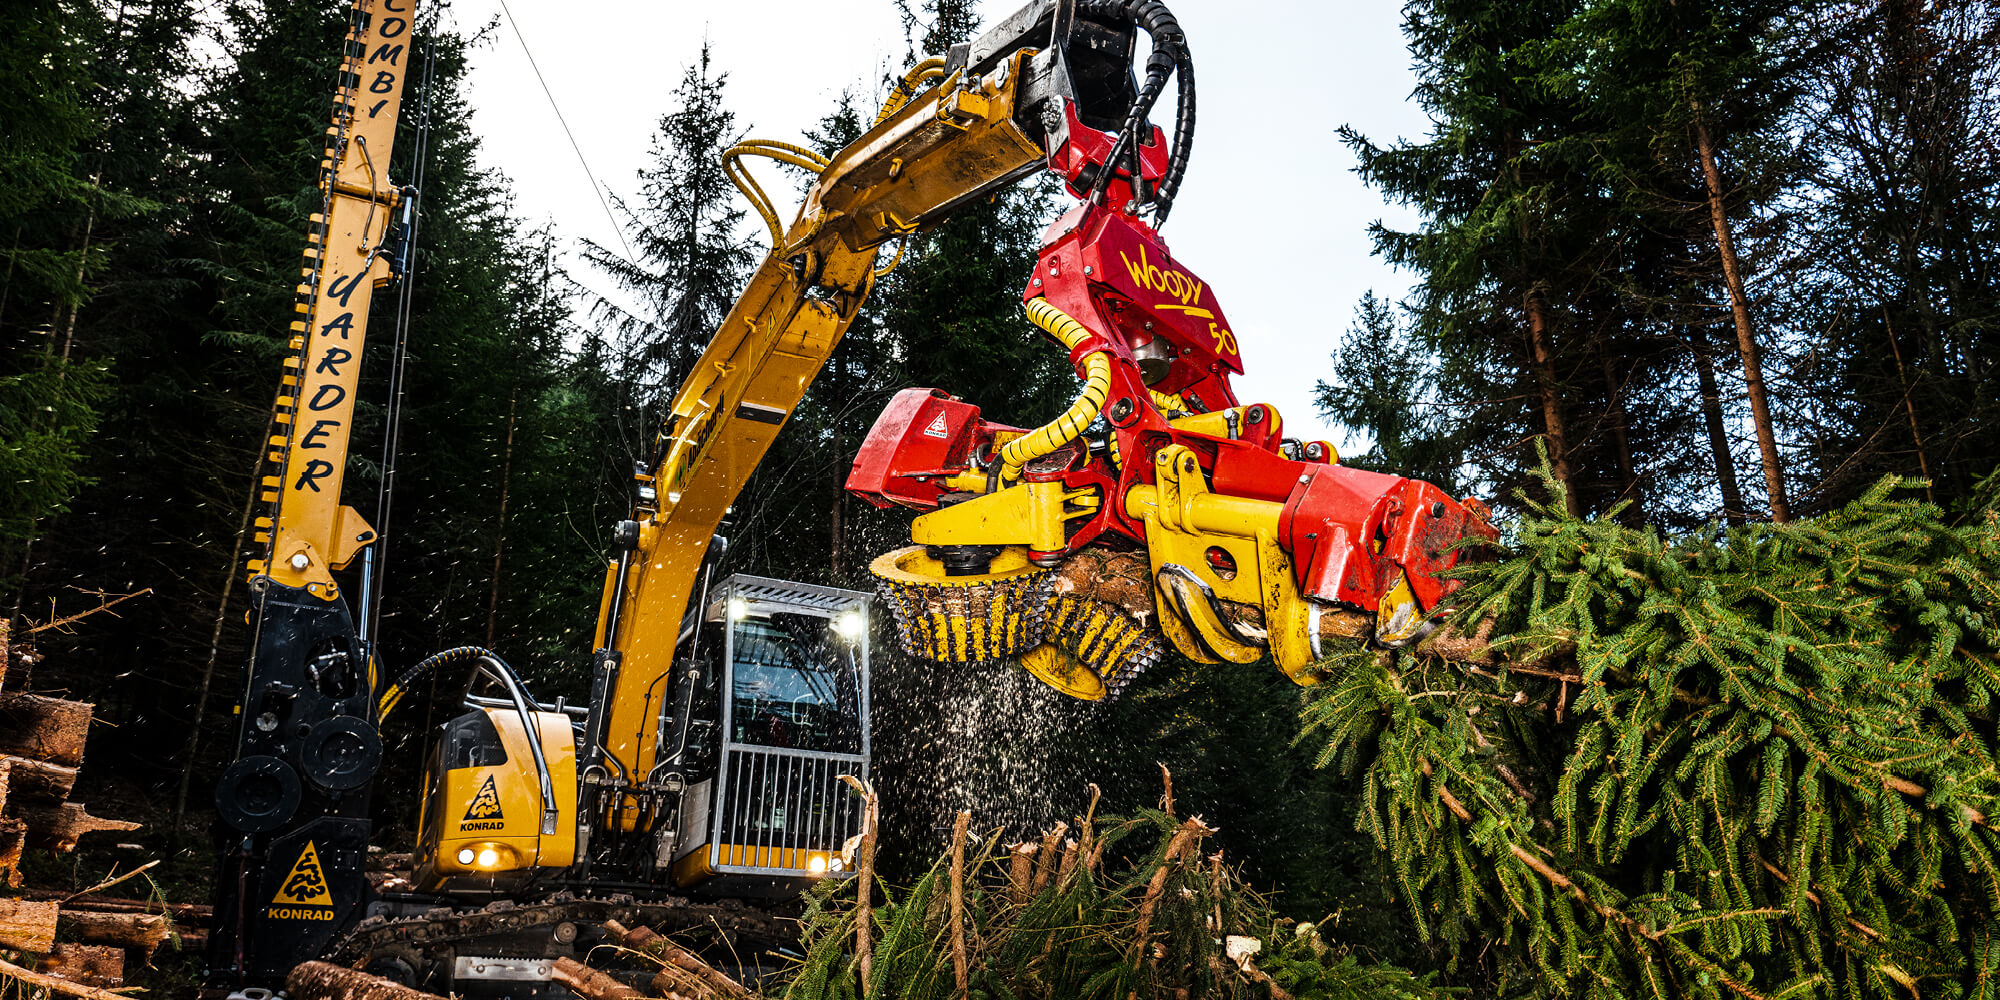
[
  {"xmin": 722, "ymin": 139, "xmax": 832, "ymax": 248},
  {"xmin": 1001, "ymin": 299, "xmax": 1113, "ymax": 479},
  {"xmin": 874, "ymin": 58, "xmax": 948, "ymax": 126},
  {"xmin": 378, "ymin": 644, "xmax": 490, "ymax": 721},
  {"xmin": 1076, "ymin": 0, "xmax": 1195, "ymax": 223}
]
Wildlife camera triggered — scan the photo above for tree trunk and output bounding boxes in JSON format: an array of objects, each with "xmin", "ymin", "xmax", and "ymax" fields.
[
  {"xmin": 287, "ymin": 961, "xmax": 448, "ymax": 1000},
  {"xmin": 0, "ymin": 693, "xmax": 92, "ymax": 765},
  {"xmin": 1598, "ymin": 348, "xmax": 1638, "ymax": 519},
  {"xmin": 2, "ymin": 756, "xmax": 78, "ymax": 804},
  {"xmin": 1882, "ymin": 309, "xmax": 1935, "ymax": 501},
  {"xmin": 177, "ymin": 445, "xmax": 264, "ymax": 831},
  {"xmin": 1692, "ymin": 112, "xmax": 1789, "ymax": 521},
  {"xmin": 0, "ymin": 954, "xmax": 129, "ymax": 999},
  {"xmin": 550, "ymin": 957, "xmax": 646, "ymax": 1000},
  {"xmin": 57, "ymin": 181, "xmax": 99, "ymax": 363},
  {"xmin": 17, "ymin": 891, "xmax": 209, "ymax": 920},
  {"xmin": 56, "ymin": 910, "xmax": 170, "ymax": 958},
  {"xmin": 1692, "ymin": 344, "xmax": 1746, "ymax": 525},
  {"xmin": 486, "ymin": 380, "xmax": 519, "ymax": 647},
  {"xmin": 949, "ymin": 810, "xmax": 969, "ymax": 999},
  {"xmin": 839, "ymin": 775, "xmax": 879, "ymax": 995},
  {"xmin": 17, "ymin": 802, "xmax": 140, "ymax": 851},
  {"xmin": 1007, "ymin": 841, "xmax": 1037, "ymax": 904},
  {"xmin": 32, "ymin": 943, "xmax": 123, "ymax": 988},
  {"xmin": 1524, "ymin": 289, "xmax": 1579, "ymax": 515},
  {"xmin": 831, "ymin": 487, "xmax": 845, "ymax": 581},
  {"xmin": 0, "ymin": 818, "xmax": 24, "ymax": 887}
]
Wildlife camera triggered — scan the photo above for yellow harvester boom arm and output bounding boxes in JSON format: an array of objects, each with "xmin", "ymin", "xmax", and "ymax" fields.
[{"xmin": 585, "ymin": 57, "xmax": 1049, "ymax": 815}]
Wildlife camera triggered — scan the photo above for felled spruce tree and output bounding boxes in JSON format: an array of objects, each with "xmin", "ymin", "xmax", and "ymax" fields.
[
  {"xmin": 784, "ymin": 792, "xmax": 1439, "ymax": 1000},
  {"xmin": 1303, "ymin": 466, "xmax": 2000, "ymax": 1000}
]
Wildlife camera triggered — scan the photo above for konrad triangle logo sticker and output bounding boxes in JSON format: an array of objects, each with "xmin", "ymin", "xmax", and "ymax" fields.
[
  {"xmin": 464, "ymin": 774, "xmax": 504, "ymax": 822},
  {"xmin": 922, "ymin": 413, "xmax": 950, "ymax": 439},
  {"xmin": 272, "ymin": 841, "xmax": 333, "ymax": 907}
]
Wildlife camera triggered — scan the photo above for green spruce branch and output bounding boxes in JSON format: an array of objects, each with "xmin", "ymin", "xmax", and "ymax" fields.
[{"xmin": 1302, "ymin": 450, "xmax": 2000, "ymax": 1000}]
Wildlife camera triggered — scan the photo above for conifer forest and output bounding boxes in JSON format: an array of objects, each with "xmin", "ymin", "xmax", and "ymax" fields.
[{"xmin": 2, "ymin": 0, "xmax": 1999, "ymax": 996}]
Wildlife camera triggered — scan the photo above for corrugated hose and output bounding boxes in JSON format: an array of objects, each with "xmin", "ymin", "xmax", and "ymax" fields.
[{"xmin": 1000, "ymin": 298, "xmax": 1112, "ymax": 480}]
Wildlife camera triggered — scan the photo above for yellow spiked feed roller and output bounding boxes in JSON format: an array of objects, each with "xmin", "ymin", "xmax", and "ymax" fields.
[
  {"xmin": 872, "ymin": 545, "xmax": 1163, "ymax": 702},
  {"xmin": 1023, "ymin": 595, "xmax": 1162, "ymax": 701},
  {"xmin": 871, "ymin": 546, "xmax": 1052, "ymax": 662}
]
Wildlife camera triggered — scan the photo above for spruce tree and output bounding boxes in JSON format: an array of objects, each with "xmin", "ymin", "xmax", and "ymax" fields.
[
  {"xmin": 582, "ymin": 44, "xmax": 754, "ymax": 472},
  {"xmin": 1315, "ymin": 293, "xmax": 1459, "ymax": 489},
  {"xmin": 1339, "ymin": 0, "xmax": 1641, "ymax": 520},
  {"xmin": 1553, "ymin": 0, "xmax": 1814, "ymax": 521},
  {"xmin": 1302, "ymin": 463, "xmax": 2000, "ymax": 999},
  {"xmin": 1771, "ymin": 1, "xmax": 2000, "ymax": 511}
]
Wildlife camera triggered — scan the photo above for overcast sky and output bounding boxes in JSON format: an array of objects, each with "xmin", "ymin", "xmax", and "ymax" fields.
[{"xmin": 448, "ymin": 0, "xmax": 1429, "ymax": 451}]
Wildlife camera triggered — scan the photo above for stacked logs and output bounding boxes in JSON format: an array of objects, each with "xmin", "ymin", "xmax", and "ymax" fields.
[{"xmin": 0, "ymin": 621, "xmax": 167, "ymax": 992}]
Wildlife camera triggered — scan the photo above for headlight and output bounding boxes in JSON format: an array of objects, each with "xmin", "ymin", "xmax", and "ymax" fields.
[
  {"xmin": 454, "ymin": 843, "xmax": 512, "ymax": 870},
  {"xmin": 808, "ymin": 854, "xmax": 829, "ymax": 875},
  {"xmin": 834, "ymin": 610, "xmax": 866, "ymax": 639},
  {"xmin": 728, "ymin": 597, "xmax": 750, "ymax": 621}
]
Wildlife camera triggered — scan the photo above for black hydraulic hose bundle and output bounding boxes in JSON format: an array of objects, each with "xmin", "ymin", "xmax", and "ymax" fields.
[
  {"xmin": 377, "ymin": 645, "xmax": 561, "ymax": 835},
  {"xmin": 1077, "ymin": 0, "xmax": 1195, "ymax": 222},
  {"xmin": 377, "ymin": 644, "xmax": 489, "ymax": 721}
]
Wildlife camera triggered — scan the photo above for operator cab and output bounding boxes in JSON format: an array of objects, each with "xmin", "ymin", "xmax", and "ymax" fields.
[{"xmin": 665, "ymin": 574, "xmax": 871, "ymax": 896}]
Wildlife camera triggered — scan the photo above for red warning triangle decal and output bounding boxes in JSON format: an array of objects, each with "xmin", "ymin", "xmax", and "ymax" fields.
[{"xmin": 922, "ymin": 413, "xmax": 950, "ymax": 439}]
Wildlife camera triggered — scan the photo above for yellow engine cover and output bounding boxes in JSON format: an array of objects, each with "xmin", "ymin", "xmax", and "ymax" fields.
[{"xmin": 413, "ymin": 708, "xmax": 577, "ymax": 892}]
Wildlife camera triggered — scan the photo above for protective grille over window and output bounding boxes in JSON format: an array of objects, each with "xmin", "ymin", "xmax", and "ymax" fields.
[{"xmin": 729, "ymin": 613, "xmax": 863, "ymax": 755}]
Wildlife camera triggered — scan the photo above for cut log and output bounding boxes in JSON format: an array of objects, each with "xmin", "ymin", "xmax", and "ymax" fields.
[
  {"xmin": 1, "ymin": 755, "xmax": 79, "ymax": 805},
  {"xmin": 18, "ymin": 890, "xmax": 211, "ymax": 921},
  {"xmin": 604, "ymin": 921, "xmax": 751, "ymax": 999},
  {"xmin": 0, "ymin": 756, "xmax": 10, "ymax": 813},
  {"xmin": 58, "ymin": 909, "xmax": 171, "ymax": 958},
  {"xmin": 287, "ymin": 961, "xmax": 448, "ymax": 1000},
  {"xmin": 17, "ymin": 803, "xmax": 141, "ymax": 852},
  {"xmin": 0, "ymin": 818, "xmax": 24, "ymax": 888},
  {"xmin": 33, "ymin": 942, "xmax": 123, "ymax": 988},
  {"xmin": 1049, "ymin": 548, "xmax": 1373, "ymax": 645},
  {"xmin": 0, "ymin": 954, "xmax": 131, "ymax": 999},
  {"xmin": 0, "ymin": 897, "xmax": 58, "ymax": 952},
  {"xmin": 551, "ymin": 957, "xmax": 647, "ymax": 1000},
  {"xmin": 0, "ymin": 693, "xmax": 91, "ymax": 766}
]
